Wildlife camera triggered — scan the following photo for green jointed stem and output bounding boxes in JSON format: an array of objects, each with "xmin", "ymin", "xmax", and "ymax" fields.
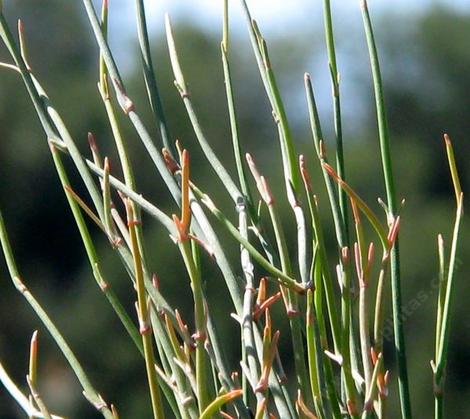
[
  {"xmin": 84, "ymin": 2, "xmax": 249, "ymax": 349},
  {"xmin": 237, "ymin": 1, "xmax": 300, "ymax": 195},
  {"xmin": 313, "ymin": 258, "xmax": 342, "ymax": 419},
  {"xmin": 0, "ymin": 213, "xmax": 114, "ymax": 419},
  {"xmin": 102, "ymin": 160, "xmax": 115, "ymax": 240},
  {"xmin": 134, "ymin": 0, "xmax": 175, "ymax": 157},
  {"xmin": 165, "ymin": 14, "xmax": 243, "ymax": 204},
  {"xmin": 178, "ymin": 240, "xmax": 210, "ymax": 413},
  {"xmin": 239, "ymin": 206, "xmax": 262, "ymax": 405},
  {"xmin": 199, "ymin": 390, "xmax": 243, "ymax": 419},
  {"xmin": 301, "ymin": 167, "xmax": 356, "ymax": 415},
  {"xmin": 373, "ymin": 260, "xmax": 391, "ymax": 353},
  {"xmin": 363, "ymin": 353, "xmax": 384, "ymax": 419},
  {"xmin": 434, "ymin": 196, "xmax": 464, "ymax": 419},
  {"xmin": 194, "ymin": 189, "xmax": 305, "ymax": 293},
  {"xmin": 301, "ymin": 166, "xmax": 341, "ymax": 352},
  {"xmin": 50, "ymin": 144, "xmax": 144, "ymax": 356},
  {"xmin": 320, "ymin": 4, "xmax": 357, "ymax": 411},
  {"xmin": 361, "ymin": 2, "xmax": 411, "ymax": 417},
  {"xmin": 360, "ymin": 4, "xmax": 396, "ymax": 209},
  {"xmin": 262, "ymin": 45, "xmax": 300, "ymax": 195},
  {"xmin": 321, "ymin": 0, "xmax": 349, "ymax": 239},
  {"xmin": 127, "ymin": 204, "xmax": 164, "ymax": 419},
  {"xmin": 304, "ymin": 74, "xmax": 347, "ymax": 251},
  {"xmin": 306, "ymin": 288, "xmax": 324, "ymax": 416},
  {"xmin": 0, "ymin": 13, "xmax": 105, "ymax": 223},
  {"xmin": 264, "ymin": 198, "xmax": 312, "ymax": 408},
  {"xmin": 151, "ymin": 314, "xmax": 196, "ymax": 419},
  {"xmin": 221, "ymin": 5, "xmax": 253, "ymax": 207},
  {"xmin": 435, "ymin": 235, "xmax": 446, "ymax": 360},
  {"xmin": 99, "ymin": 3, "xmax": 149, "ymax": 272}
]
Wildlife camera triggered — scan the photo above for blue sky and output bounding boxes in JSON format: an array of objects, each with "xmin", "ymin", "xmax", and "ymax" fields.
[
  {"xmin": 110, "ymin": 0, "xmax": 469, "ymax": 67},
  {"xmin": 109, "ymin": 0, "xmax": 469, "ymax": 40},
  {"xmin": 137, "ymin": 0, "xmax": 469, "ymax": 33},
  {"xmin": 107, "ymin": 0, "xmax": 468, "ymax": 132}
]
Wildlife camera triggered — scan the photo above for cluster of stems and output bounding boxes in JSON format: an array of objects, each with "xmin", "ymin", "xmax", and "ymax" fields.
[{"xmin": 0, "ymin": 1, "xmax": 463, "ymax": 419}]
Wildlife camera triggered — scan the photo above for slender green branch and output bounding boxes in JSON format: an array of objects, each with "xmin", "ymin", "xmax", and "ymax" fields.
[
  {"xmin": 360, "ymin": 3, "xmax": 411, "ymax": 416},
  {"xmin": 221, "ymin": 0, "xmax": 253, "ymax": 208},
  {"xmin": 0, "ymin": 360, "xmax": 64, "ymax": 419},
  {"xmin": 127, "ymin": 202, "xmax": 164, "ymax": 419},
  {"xmin": 165, "ymin": 14, "xmax": 243, "ymax": 204},
  {"xmin": 178, "ymin": 240, "xmax": 210, "ymax": 413},
  {"xmin": 133, "ymin": 0, "xmax": 175, "ymax": 156},
  {"xmin": 300, "ymin": 159, "xmax": 354, "ymax": 416},
  {"xmin": 193, "ymin": 187, "xmax": 306, "ymax": 293},
  {"xmin": 236, "ymin": 1, "xmax": 300, "ymax": 195},
  {"xmin": 321, "ymin": 0, "xmax": 349, "ymax": 241},
  {"xmin": 304, "ymin": 74, "xmax": 348, "ymax": 250},
  {"xmin": 50, "ymin": 143, "xmax": 144, "ymax": 356},
  {"xmin": 0, "ymin": 213, "xmax": 115, "ymax": 419},
  {"xmin": 433, "ymin": 135, "xmax": 464, "ymax": 419}
]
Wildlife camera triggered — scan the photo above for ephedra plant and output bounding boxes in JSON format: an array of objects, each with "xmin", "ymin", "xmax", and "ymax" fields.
[{"xmin": 0, "ymin": 1, "xmax": 464, "ymax": 418}]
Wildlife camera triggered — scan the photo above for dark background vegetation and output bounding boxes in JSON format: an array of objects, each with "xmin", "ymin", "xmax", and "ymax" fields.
[{"xmin": 0, "ymin": 1, "xmax": 468, "ymax": 417}]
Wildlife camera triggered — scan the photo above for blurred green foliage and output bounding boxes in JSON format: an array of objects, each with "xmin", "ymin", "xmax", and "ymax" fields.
[{"xmin": 0, "ymin": 2, "xmax": 468, "ymax": 418}]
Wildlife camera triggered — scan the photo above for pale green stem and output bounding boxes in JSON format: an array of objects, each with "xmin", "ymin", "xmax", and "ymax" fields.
[
  {"xmin": 360, "ymin": 2, "xmax": 410, "ymax": 416},
  {"xmin": 49, "ymin": 143, "xmax": 144, "ymax": 356},
  {"xmin": 178, "ymin": 240, "xmax": 209, "ymax": 413},
  {"xmin": 165, "ymin": 14, "xmax": 243, "ymax": 204},
  {"xmin": 0, "ymin": 361, "xmax": 64, "ymax": 419},
  {"xmin": 134, "ymin": 0, "xmax": 175, "ymax": 156},
  {"xmin": 434, "ymin": 196, "xmax": 464, "ymax": 419},
  {"xmin": 0, "ymin": 214, "xmax": 114, "ymax": 419},
  {"xmin": 264, "ymin": 200, "xmax": 311, "ymax": 408},
  {"xmin": 127, "ymin": 204, "xmax": 164, "ymax": 419}
]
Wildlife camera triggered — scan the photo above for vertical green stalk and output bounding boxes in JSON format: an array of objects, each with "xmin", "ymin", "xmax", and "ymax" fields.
[
  {"xmin": 165, "ymin": 14, "xmax": 244, "ymax": 205},
  {"xmin": 239, "ymin": 207, "xmax": 262, "ymax": 406},
  {"xmin": 174, "ymin": 150, "xmax": 210, "ymax": 413},
  {"xmin": 351, "ymin": 203, "xmax": 373, "ymax": 396},
  {"xmin": 150, "ymin": 314, "xmax": 193, "ymax": 419},
  {"xmin": 221, "ymin": 0, "xmax": 252, "ymax": 205},
  {"xmin": 306, "ymin": 287, "xmax": 324, "ymax": 416},
  {"xmin": 314, "ymin": 260, "xmax": 342, "ymax": 419},
  {"xmin": 99, "ymin": 0, "xmax": 149, "ymax": 272},
  {"xmin": 304, "ymin": 74, "xmax": 347, "ymax": 251},
  {"xmin": 256, "ymin": 30, "xmax": 300, "ymax": 195},
  {"xmin": 127, "ymin": 203, "xmax": 164, "ymax": 419},
  {"xmin": 320, "ymin": 3, "xmax": 355, "ymax": 410},
  {"xmin": 178, "ymin": 239, "xmax": 210, "ymax": 413},
  {"xmin": 360, "ymin": 2, "xmax": 411, "ymax": 417},
  {"xmin": 300, "ymin": 160, "xmax": 354, "ymax": 416},
  {"xmin": 433, "ymin": 135, "xmax": 464, "ymax": 419},
  {"xmin": 321, "ymin": 0, "xmax": 349, "ymax": 241},
  {"xmin": 221, "ymin": 3, "xmax": 259, "ymax": 407},
  {"xmin": 133, "ymin": 0, "xmax": 175, "ymax": 156},
  {"xmin": 248, "ymin": 164, "xmax": 311, "ymax": 407}
]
